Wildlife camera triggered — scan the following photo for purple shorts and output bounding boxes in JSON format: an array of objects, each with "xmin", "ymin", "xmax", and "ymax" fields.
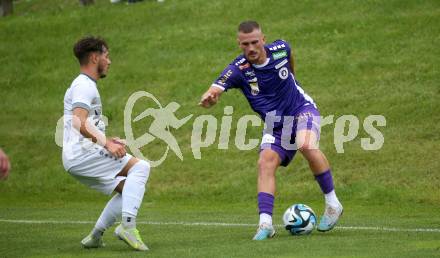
[{"xmin": 260, "ymin": 105, "xmax": 321, "ymax": 167}]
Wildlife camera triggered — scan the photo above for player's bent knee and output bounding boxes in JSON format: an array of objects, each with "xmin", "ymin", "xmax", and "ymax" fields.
[
  {"xmin": 137, "ymin": 159, "xmax": 150, "ymax": 177},
  {"xmin": 258, "ymin": 154, "xmax": 279, "ymax": 171},
  {"xmin": 128, "ymin": 160, "xmax": 151, "ymax": 184},
  {"xmin": 137, "ymin": 159, "xmax": 150, "ymax": 170},
  {"xmin": 296, "ymin": 129, "xmax": 319, "ymax": 151},
  {"xmin": 298, "ymin": 142, "xmax": 317, "ymax": 152}
]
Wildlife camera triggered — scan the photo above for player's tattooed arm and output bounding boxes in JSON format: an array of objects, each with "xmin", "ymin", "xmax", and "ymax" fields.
[
  {"xmin": 72, "ymin": 107, "xmax": 126, "ymax": 158},
  {"xmin": 199, "ymin": 86, "xmax": 223, "ymax": 108},
  {"xmin": 289, "ymin": 50, "xmax": 295, "ymax": 75}
]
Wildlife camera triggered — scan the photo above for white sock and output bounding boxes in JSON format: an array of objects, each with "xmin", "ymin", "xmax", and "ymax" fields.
[
  {"xmin": 122, "ymin": 216, "xmax": 136, "ymax": 229},
  {"xmin": 93, "ymin": 193, "xmax": 122, "ymax": 238},
  {"xmin": 259, "ymin": 213, "xmax": 272, "ymax": 226},
  {"xmin": 324, "ymin": 190, "xmax": 341, "ymax": 207},
  {"xmin": 122, "ymin": 160, "xmax": 150, "ymax": 229}
]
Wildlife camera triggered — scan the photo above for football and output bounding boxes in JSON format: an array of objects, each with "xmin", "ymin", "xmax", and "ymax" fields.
[{"xmin": 283, "ymin": 203, "xmax": 317, "ymax": 235}]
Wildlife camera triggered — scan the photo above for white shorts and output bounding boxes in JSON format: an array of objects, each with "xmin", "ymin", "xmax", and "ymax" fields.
[{"xmin": 67, "ymin": 148, "xmax": 133, "ymax": 195}]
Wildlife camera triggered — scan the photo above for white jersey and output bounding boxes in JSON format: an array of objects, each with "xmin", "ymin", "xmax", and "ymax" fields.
[{"xmin": 62, "ymin": 74, "xmax": 106, "ymax": 170}]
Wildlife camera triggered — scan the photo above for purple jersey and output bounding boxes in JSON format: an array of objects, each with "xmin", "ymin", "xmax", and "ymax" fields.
[{"xmin": 212, "ymin": 40, "xmax": 316, "ymax": 125}]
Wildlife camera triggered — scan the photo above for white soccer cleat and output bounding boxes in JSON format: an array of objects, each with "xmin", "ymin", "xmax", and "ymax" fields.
[
  {"xmin": 317, "ymin": 203, "xmax": 343, "ymax": 232},
  {"xmin": 114, "ymin": 224, "xmax": 149, "ymax": 251},
  {"xmin": 252, "ymin": 223, "xmax": 276, "ymax": 240},
  {"xmin": 81, "ymin": 233, "xmax": 105, "ymax": 248}
]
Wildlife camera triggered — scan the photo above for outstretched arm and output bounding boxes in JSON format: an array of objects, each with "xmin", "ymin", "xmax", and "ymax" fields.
[{"xmin": 199, "ymin": 86, "xmax": 224, "ymax": 108}]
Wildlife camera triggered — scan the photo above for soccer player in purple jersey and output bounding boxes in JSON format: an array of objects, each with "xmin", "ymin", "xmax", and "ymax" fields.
[{"xmin": 199, "ymin": 21, "xmax": 343, "ymax": 240}]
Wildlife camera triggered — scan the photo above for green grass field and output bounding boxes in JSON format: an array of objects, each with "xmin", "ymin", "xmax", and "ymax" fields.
[
  {"xmin": 1, "ymin": 201, "xmax": 439, "ymax": 258},
  {"xmin": 0, "ymin": 0, "xmax": 439, "ymax": 257}
]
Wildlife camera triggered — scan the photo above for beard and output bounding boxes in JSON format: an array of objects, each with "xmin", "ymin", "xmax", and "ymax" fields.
[
  {"xmin": 246, "ymin": 51, "xmax": 259, "ymax": 63},
  {"xmin": 97, "ymin": 64, "xmax": 107, "ymax": 79}
]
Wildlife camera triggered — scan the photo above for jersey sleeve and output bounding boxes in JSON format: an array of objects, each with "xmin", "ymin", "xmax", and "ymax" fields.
[
  {"xmin": 71, "ymin": 82, "xmax": 96, "ymax": 111},
  {"xmin": 273, "ymin": 39, "xmax": 292, "ymax": 59},
  {"xmin": 211, "ymin": 64, "xmax": 242, "ymax": 92}
]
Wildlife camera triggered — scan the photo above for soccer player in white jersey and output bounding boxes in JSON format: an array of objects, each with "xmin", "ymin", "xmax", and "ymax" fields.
[
  {"xmin": 200, "ymin": 21, "xmax": 343, "ymax": 240},
  {"xmin": 63, "ymin": 36, "xmax": 149, "ymax": 251}
]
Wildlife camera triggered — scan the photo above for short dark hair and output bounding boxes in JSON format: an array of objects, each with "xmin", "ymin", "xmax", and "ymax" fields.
[
  {"xmin": 73, "ymin": 36, "xmax": 108, "ymax": 65},
  {"xmin": 238, "ymin": 21, "xmax": 260, "ymax": 33}
]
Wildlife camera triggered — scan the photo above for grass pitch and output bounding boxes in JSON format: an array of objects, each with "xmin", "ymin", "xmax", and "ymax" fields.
[{"xmin": 1, "ymin": 200, "xmax": 439, "ymax": 257}]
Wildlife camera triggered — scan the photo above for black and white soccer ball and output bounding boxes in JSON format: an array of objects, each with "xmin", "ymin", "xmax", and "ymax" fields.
[{"xmin": 283, "ymin": 203, "xmax": 317, "ymax": 235}]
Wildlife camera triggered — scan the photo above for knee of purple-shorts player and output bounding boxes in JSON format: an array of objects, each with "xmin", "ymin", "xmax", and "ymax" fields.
[
  {"xmin": 296, "ymin": 129, "xmax": 320, "ymax": 152},
  {"xmin": 258, "ymin": 149, "xmax": 281, "ymax": 174}
]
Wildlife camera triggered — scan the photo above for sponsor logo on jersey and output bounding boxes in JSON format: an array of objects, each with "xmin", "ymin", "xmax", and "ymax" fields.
[
  {"xmin": 273, "ymin": 50, "xmax": 287, "ymax": 60},
  {"xmin": 218, "ymin": 69, "xmax": 233, "ymax": 86},
  {"xmin": 245, "ymin": 70, "xmax": 255, "ymax": 77},
  {"xmin": 250, "ymin": 83, "xmax": 260, "ymax": 96},
  {"xmin": 247, "ymin": 78, "xmax": 260, "ymax": 96}
]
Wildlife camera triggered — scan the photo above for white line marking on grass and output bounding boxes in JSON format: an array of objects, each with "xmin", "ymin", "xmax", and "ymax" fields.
[
  {"xmin": 336, "ymin": 226, "xmax": 440, "ymax": 233},
  {"xmin": 0, "ymin": 219, "xmax": 439, "ymax": 233},
  {"xmin": 0, "ymin": 219, "xmax": 94, "ymax": 224}
]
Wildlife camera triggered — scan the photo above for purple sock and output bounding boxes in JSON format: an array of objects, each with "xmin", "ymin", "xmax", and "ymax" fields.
[
  {"xmin": 258, "ymin": 192, "xmax": 274, "ymax": 215},
  {"xmin": 315, "ymin": 169, "xmax": 334, "ymax": 194}
]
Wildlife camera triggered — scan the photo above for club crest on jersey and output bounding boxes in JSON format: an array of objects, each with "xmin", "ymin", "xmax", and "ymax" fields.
[
  {"xmin": 279, "ymin": 67, "xmax": 289, "ymax": 80},
  {"xmin": 248, "ymin": 78, "xmax": 260, "ymax": 96}
]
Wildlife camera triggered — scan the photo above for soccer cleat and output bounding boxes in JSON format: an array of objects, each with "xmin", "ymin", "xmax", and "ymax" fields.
[
  {"xmin": 114, "ymin": 224, "xmax": 149, "ymax": 251},
  {"xmin": 81, "ymin": 234, "xmax": 105, "ymax": 248},
  {"xmin": 252, "ymin": 223, "xmax": 276, "ymax": 240},
  {"xmin": 317, "ymin": 203, "xmax": 343, "ymax": 232}
]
